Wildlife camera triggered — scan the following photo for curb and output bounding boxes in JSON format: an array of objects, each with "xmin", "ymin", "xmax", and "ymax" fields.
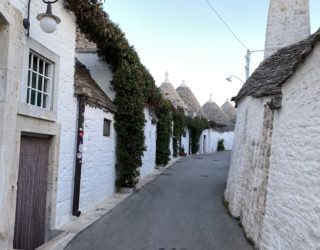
[{"xmin": 37, "ymin": 157, "xmax": 182, "ymax": 250}]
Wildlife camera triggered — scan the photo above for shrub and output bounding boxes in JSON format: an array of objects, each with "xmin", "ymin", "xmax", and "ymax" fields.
[{"xmin": 217, "ymin": 139, "xmax": 225, "ymax": 151}]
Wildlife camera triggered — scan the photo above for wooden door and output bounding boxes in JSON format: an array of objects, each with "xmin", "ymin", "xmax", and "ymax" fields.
[{"xmin": 13, "ymin": 136, "xmax": 50, "ymax": 250}]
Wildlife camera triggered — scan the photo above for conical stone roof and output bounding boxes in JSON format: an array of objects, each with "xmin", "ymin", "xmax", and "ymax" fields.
[
  {"xmin": 176, "ymin": 81, "xmax": 203, "ymax": 117},
  {"xmin": 159, "ymin": 73, "xmax": 188, "ymax": 110},
  {"xmin": 221, "ymin": 99, "xmax": 237, "ymax": 122},
  {"xmin": 202, "ymin": 95, "xmax": 230, "ymax": 126}
]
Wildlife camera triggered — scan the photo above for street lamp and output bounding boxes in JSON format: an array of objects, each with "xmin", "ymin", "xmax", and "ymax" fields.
[
  {"xmin": 226, "ymin": 75, "xmax": 244, "ymax": 83},
  {"xmin": 23, "ymin": 0, "xmax": 61, "ymax": 36}
]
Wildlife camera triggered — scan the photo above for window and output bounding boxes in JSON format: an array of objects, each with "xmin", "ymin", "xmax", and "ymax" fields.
[
  {"xmin": 26, "ymin": 52, "xmax": 53, "ymax": 109},
  {"xmin": 103, "ymin": 119, "xmax": 111, "ymax": 137}
]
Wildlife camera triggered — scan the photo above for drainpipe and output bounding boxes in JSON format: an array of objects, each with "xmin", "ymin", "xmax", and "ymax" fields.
[{"xmin": 72, "ymin": 96, "xmax": 86, "ymax": 217}]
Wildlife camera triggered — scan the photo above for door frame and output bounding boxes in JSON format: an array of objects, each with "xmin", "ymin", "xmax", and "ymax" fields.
[{"xmin": 14, "ymin": 122, "xmax": 61, "ymax": 246}]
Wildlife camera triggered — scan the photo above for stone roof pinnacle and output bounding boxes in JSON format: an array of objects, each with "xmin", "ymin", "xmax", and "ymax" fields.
[
  {"xmin": 179, "ymin": 80, "xmax": 188, "ymax": 88},
  {"xmin": 207, "ymin": 93, "xmax": 213, "ymax": 103},
  {"xmin": 163, "ymin": 71, "xmax": 170, "ymax": 83}
]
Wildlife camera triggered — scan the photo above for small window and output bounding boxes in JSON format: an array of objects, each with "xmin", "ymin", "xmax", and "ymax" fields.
[
  {"xmin": 103, "ymin": 119, "xmax": 111, "ymax": 137},
  {"xmin": 26, "ymin": 52, "xmax": 53, "ymax": 109}
]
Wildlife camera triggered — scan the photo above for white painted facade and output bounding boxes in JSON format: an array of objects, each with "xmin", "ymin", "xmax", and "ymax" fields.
[
  {"xmin": 260, "ymin": 42, "xmax": 320, "ymax": 250},
  {"xmin": 0, "ymin": 0, "xmax": 76, "ymax": 249},
  {"xmin": 140, "ymin": 107, "xmax": 157, "ymax": 177},
  {"xmin": 226, "ymin": 10, "xmax": 320, "ymax": 249},
  {"xmin": 221, "ymin": 131, "xmax": 234, "ymax": 150},
  {"xmin": 199, "ymin": 129, "xmax": 234, "ymax": 154},
  {"xmin": 181, "ymin": 127, "xmax": 190, "ymax": 155},
  {"xmin": 225, "ymin": 96, "xmax": 272, "ymax": 246},
  {"xmin": 80, "ymin": 106, "xmax": 116, "ymax": 212}
]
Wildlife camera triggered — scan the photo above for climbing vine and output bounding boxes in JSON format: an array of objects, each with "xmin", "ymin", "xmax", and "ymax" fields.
[
  {"xmin": 66, "ymin": 0, "xmax": 162, "ymax": 187},
  {"xmin": 186, "ymin": 117, "xmax": 209, "ymax": 154},
  {"xmin": 172, "ymin": 107, "xmax": 186, "ymax": 157},
  {"xmin": 155, "ymin": 99, "xmax": 173, "ymax": 166}
]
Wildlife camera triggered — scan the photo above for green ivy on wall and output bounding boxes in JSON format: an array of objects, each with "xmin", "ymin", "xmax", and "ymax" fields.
[
  {"xmin": 172, "ymin": 107, "xmax": 186, "ymax": 157},
  {"xmin": 186, "ymin": 117, "xmax": 209, "ymax": 154},
  {"xmin": 155, "ymin": 99, "xmax": 173, "ymax": 166},
  {"xmin": 66, "ymin": 0, "xmax": 162, "ymax": 187}
]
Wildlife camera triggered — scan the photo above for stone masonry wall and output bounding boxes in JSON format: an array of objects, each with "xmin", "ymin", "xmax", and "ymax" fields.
[
  {"xmin": 225, "ymin": 96, "xmax": 273, "ymax": 245},
  {"xmin": 140, "ymin": 107, "xmax": 157, "ymax": 178},
  {"xmin": 264, "ymin": 0, "xmax": 310, "ymax": 58},
  {"xmin": 260, "ymin": 43, "xmax": 320, "ymax": 249},
  {"xmin": 80, "ymin": 106, "xmax": 116, "ymax": 212}
]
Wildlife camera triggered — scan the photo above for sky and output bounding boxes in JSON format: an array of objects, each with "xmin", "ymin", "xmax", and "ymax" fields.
[{"xmin": 104, "ymin": 1, "xmax": 320, "ymax": 106}]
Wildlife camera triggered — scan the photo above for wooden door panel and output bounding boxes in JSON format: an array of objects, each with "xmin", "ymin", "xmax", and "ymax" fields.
[{"xmin": 14, "ymin": 136, "xmax": 49, "ymax": 250}]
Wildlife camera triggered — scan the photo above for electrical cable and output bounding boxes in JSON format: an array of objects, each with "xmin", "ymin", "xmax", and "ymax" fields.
[{"xmin": 205, "ymin": 0, "xmax": 248, "ymax": 50}]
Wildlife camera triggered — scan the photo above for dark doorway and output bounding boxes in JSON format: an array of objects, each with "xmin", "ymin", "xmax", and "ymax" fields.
[{"xmin": 14, "ymin": 136, "xmax": 50, "ymax": 250}]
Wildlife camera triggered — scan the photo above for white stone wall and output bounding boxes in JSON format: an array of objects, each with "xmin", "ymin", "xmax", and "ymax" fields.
[
  {"xmin": 181, "ymin": 127, "xmax": 190, "ymax": 155},
  {"xmin": 199, "ymin": 129, "xmax": 234, "ymax": 154},
  {"xmin": 9, "ymin": 0, "xmax": 77, "ymax": 230},
  {"xmin": 264, "ymin": 0, "xmax": 310, "ymax": 58},
  {"xmin": 225, "ymin": 96, "xmax": 273, "ymax": 245},
  {"xmin": 199, "ymin": 129, "xmax": 209, "ymax": 154},
  {"xmin": 170, "ymin": 122, "xmax": 174, "ymax": 159},
  {"xmin": 260, "ymin": 43, "xmax": 320, "ymax": 249},
  {"xmin": 226, "ymin": 44, "xmax": 320, "ymax": 249},
  {"xmin": 140, "ymin": 107, "xmax": 157, "ymax": 178},
  {"xmin": 221, "ymin": 131, "xmax": 234, "ymax": 150},
  {"xmin": 76, "ymin": 52, "xmax": 115, "ymax": 100},
  {"xmin": 80, "ymin": 106, "xmax": 116, "ymax": 212}
]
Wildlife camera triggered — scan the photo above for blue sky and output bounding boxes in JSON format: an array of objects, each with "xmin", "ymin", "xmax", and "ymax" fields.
[{"xmin": 104, "ymin": 1, "xmax": 320, "ymax": 106}]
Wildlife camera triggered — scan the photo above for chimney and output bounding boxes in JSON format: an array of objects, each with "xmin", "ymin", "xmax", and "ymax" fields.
[{"xmin": 264, "ymin": 0, "xmax": 310, "ymax": 58}]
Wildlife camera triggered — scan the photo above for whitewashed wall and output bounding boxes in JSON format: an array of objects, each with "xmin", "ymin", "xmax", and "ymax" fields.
[
  {"xmin": 76, "ymin": 52, "xmax": 115, "ymax": 100},
  {"xmin": 199, "ymin": 129, "xmax": 209, "ymax": 154},
  {"xmin": 8, "ymin": 0, "xmax": 77, "ymax": 229},
  {"xmin": 225, "ymin": 96, "xmax": 273, "ymax": 245},
  {"xmin": 260, "ymin": 43, "xmax": 320, "ymax": 249},
  {"xmin": 181, "ymin": 127, "xmax": 190, "ymax": 155},
  {"xmin": 221, "ymin": 131, "xmax": 234, "ymax": 150},
  {"xmin": 264, "ymin": 0, "xmax": 310, "ymax": 58},
  {"xmin": 226, "ymin": 44, "xmax": 320, "ymax": 249},
  {"xmin": 170, "ymin": 122, "xmax": 174, "ymax": 159},
  {"xmin": 140, "ymin": 107, "xmax": 157, "ymax": 177},
  {"xmin": 80, "ymin": 106, "xmax": 116, "ymax": 212},
  {"xmin": 199, "ymin": 129, "xmax": 234, "ymax": 154}
]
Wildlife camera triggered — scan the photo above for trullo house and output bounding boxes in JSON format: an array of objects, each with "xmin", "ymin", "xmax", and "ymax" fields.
[
  {"xmin": 0, "ymin": 1, "xmax": 160, "ymax": 249},
  {"xmin": 176, "ymin": 80, "xmax": 204, "ymax": 118},
  {"xmin": 200, "ymin": 95, "xmax": 235, "ymax": 153},
  {"xmin": 159, "ymin": 73, "xmax": 190, "ymax": 156},
  {"xmin": 225, "ymin": 0, "xmax": 320, "ymax": 249}
]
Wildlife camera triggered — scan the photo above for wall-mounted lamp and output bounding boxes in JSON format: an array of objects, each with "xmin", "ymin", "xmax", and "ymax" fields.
[
  {"xmin": 23, "ymin": 0, "xmax": 61, "ymax": 36},
  {"xmin": 226, "ymin": 75, "xmax": 245, "ymax": 83}
]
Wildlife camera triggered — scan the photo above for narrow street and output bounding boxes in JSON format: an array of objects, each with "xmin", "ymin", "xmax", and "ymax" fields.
[{"xmin": 65, "ymin": 151, "xmax": 252, "ymax": 250}]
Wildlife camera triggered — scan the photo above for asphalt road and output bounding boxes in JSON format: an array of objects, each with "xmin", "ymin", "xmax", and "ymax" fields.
[{"xmin": 65, "ymin": 151, "xmax": 252, "ymax": 250}]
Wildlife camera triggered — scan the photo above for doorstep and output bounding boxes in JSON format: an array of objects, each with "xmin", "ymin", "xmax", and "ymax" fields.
[{"xmin": 37, "ymin": 157, "xmax": 181, "ymax": 250}]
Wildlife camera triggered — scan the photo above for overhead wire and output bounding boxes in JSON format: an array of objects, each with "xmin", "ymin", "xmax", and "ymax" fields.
[{"xmin": 204, "ymin": 0, "xmax": 248, "ymax": 50}]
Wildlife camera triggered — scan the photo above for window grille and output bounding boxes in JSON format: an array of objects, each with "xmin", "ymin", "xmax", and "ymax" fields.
[{"xmin": 26, "ymin": 52, "xmax": 53, "ymax": 109}]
